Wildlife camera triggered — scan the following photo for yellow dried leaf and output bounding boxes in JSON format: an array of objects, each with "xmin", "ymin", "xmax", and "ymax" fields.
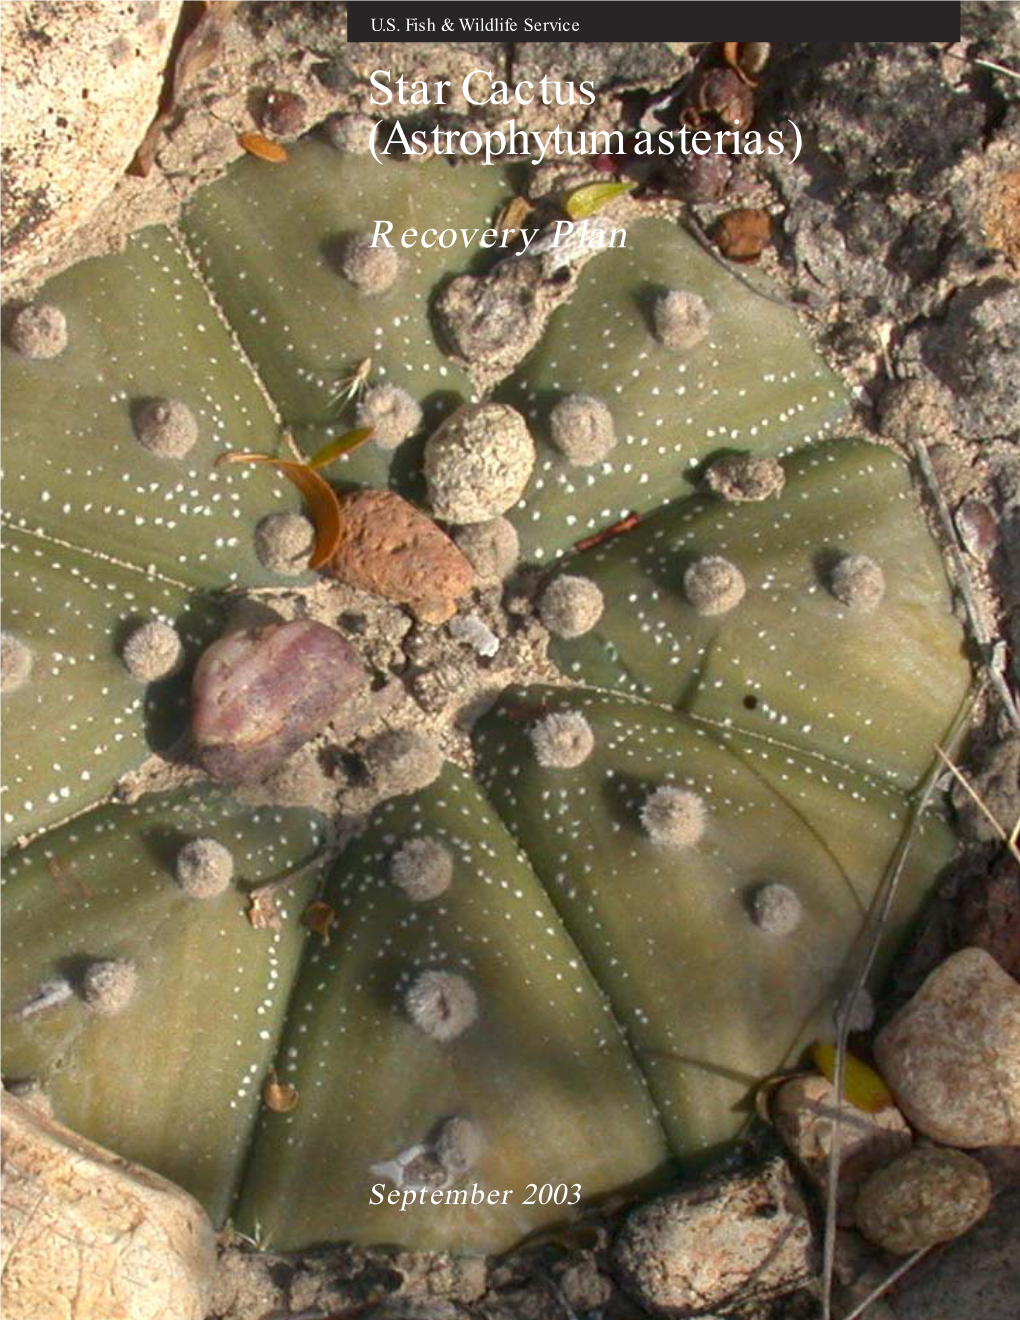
[
  {"xmin": 811, "ymin": 1040, "xmax": 894, "ymax": 1113},
  {"xmin": 564, "ymin": 180, "xmax": 635, "ymax": 221}
]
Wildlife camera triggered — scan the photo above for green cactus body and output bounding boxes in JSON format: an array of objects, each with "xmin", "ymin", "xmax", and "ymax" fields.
[
  {"xmin": 473, "ymin": 685, "xmax": 953, "ymax": 1156},
  {"xmin": 0, "ymin": 788, "xmax": 324, "ymax": 1222},
  {"xmin": 235, "ymin": 765, "xmax": 668, "ymax": 1252},
  {"xmin": 500, "ymin": 219, "xmax": 849, "ymax": 562},
  {"xmin": 182, "ymin": 143, "xmax": 513, "ymax": 487},
  {"xmin": 546, "ymin": 440, "xmax": 971, "ymax": 789},
  {"xmin": 0, "ymin": 141, "xmax": 971, "ymax": 1257}
]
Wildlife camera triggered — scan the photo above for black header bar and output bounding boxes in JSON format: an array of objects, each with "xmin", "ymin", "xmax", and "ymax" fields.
[{"xmin": 347, "ymin": 3, "xmax": 962, "ymax": 44}]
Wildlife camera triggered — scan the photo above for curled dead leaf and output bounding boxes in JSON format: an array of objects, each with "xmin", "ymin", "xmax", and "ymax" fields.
[
  {"xmin": 238, "ymin": 132, "xmax": 288, "ymax": 164},
  {"xmin": 722, "ymin": 41, "xmax": 770, "ymax": 85},
  {"xmin": 262, "ymin": 1070, "xmax": 300, "ymax": 1113},
  {"xmin": 302, "ymin": 900, "xmax": 337, "ymax": 946},
  {"xmin": 217, "ymin": 452, "xmax": 342, "ymax": 568}
]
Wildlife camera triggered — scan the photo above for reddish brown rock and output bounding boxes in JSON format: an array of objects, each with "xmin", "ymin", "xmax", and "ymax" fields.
[
  {"xmin": 327, "ymin": 490, "xmax": 476, "ymax": 624},
  {"xmin": 191, "ymin": 620, "xmax": 367, "ymax": 784}
]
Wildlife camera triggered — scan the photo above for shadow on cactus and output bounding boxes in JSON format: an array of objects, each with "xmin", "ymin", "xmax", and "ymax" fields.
[{"xmin": 1, "ymin": 136, "xmax": 971, "ymax": 1254}]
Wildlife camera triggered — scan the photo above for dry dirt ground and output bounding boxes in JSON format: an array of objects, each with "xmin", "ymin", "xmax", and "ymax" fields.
[{"xmin": 3, "ymin": 5, "xmax": 1019, "ymax": 1319}]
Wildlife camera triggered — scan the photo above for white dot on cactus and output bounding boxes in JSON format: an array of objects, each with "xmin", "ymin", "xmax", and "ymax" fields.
[
  {"xmin": 683, "ymin": 555, "xmax": 746, "ymax": 616},
  {"xmin": 390, "ymin": 836, "xmax": 453, "ymax": 901},
  {"xmin": 120, "ymin": 621, "xmax": 184, "ymax": 681},
  {"xmin": 356, "ymin": 383, "xmax": 422, "ymax": 449},
  {"xmin": 530, "ymin": 711, "xmax": 595, "ymax": 768},
  {"xmin": 539, "ymin": 574, "xmax": 604, "ymax": 638},
  {"xmin": 133, "ymin": 398, "xmax": 198, "ymax": 458},
  {"xmin": 340, "ymin": 233, "xmax": 400, "ymax": 294},
  {"xmin": 175, "ymin": 837, "xmax": 234, "ymax": 898},
  {"xmin": 1, "ymin": 631, "xmax": 33, "ymax": 693},
  {"xmin": 434, "ymin": 1115, "xmax": 484, "ymax": 1176},
  {"xmin": 640, "ymin": 785, "xmax": 706, "ymax": 849},
  {"xmin": 750, "ymin": 882, "xmax": 803, "ymax": 935},
  {"xmin": 405, "ymin": 969, "xmax": 478, "ymax": 1041},
  {"xmin": 9, "ymin": 303, "xmax": 68, "ymax": 359},
  {"xmin": 548, "ymin": 394, "xmax": 617, "ymax": 466},
  {"xmin": 81, "ymin": 958, "xmax": 138, "ymax": 1016},
  {"xmin": 254, "ymin": 512, "xmax": 314, "ymax": 575},
  {"xmin": 830, "ymin": 553, "xmax": 885, "ymax": 613}
]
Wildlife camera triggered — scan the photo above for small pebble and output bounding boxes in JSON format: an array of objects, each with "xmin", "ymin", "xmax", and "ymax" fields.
[
  {"xmin": 424, "ymin": 403, "xmax": 535, "ymax": 523},
  {"xmin": 447, "ymin": 613, "xmax": 499, "ymax": 658},
  {"xmin": 855, "ymin": 1147, "xmax": 992, "ymax": 1255},
  {"xmin": 121, "ymin": 620, "xmax": 183, "ymax": 682},
  {"xmin": 9, "ymin": 303, "xmax": 67, "ymax": 359},
  {"xmin": 133, "ymin": 398, "xmax": 198, "ymax": 458},
  {"xmin": 259, "ymin": 89, "xmax": 307, "ymax": 137}
]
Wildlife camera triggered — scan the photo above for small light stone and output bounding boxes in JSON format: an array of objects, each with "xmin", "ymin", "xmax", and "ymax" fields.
[
  {"xmin": 405, "ymin": 970, "xmax": 478, "ymax": 1042},
  {"xmin": 133, "ymin": 398, "xmax": 198, "ymax": 458},
  {"xmin": 120, "ymin": 621, "xmax": 184, "ymax": 682},
  {"xmin": 875, "ymin": 947, "xmax": 1020, "ymax": 1148},
  {"xmin": 175, "ymin": 838, "xmax": 234, "ymax": 899},
  {"xmin": 434, "ymin": 1116, "xmax": 484, "ymax": 1176},
  {"xmin": 641, "ymin": 786, "xmax": 706, "ymax": 849},
  {"xmin": 548, "ymin": 394, "xmax": 617, "ymax": 466},
  {"xmin": 855, "ymin": 1147, "xmax": 992, "ymax": 1255},
  {"xmin": 4, "ymin": 1078, "xmax": 53, "ymax": 1117},
  {"xmin": 705, "ymin": 454, "xmax": 786, "ymax": 503},
  {"xmin": 447, "ymin": 613, "xmax": 500, "ymax": 658},
  {"xmin": 652, "ymin": 290, "xmax": 711, "ymax": 352},
  {"xmin": 1, "ymin": 631, "xmax": 33, "ymax": 693},
  {"xmin": 363, "ymin": 729, "xmax": 443, "ymax": 797},
  {"xmin": 530, "ymin": 710, "xmax": 595, "ymax": 768},
  {"xmin": 452, "ymin": 518, "xmax": 520, "ymax": 585},
  {"xmin": 340, "ymin": 232, "xmax": 400, "ymax": 294},
  {"xmin": 390, "ymin": 837, "xmax": 453, "ymax": 902},
  {"xmin": 324, "ymin": 112, "xmax": 376, "ymax": 154},
  {"xmin": 424, "ymin": 403, "xmax": 535, "ymax": 523},
  {"xmin": 750, "ymin": 883, "xmax": 803, "ymax": 935},
  {"xmin": 356, "ymin": 383, "xmax": 423, "ymax": 450},
  {"xmin": 81, "ymin": 958, "xmax": 138, "ymax": 1016},
  {"xmin": 683, "ymin": 555, "xmax": 746, "ymax": 616},
  {"xmin": 9, "ymin": 303, "xmax": 67, "ymax": 359},
  {"xmin": 830, "ymin": 553, "xmax": 886, "ymax": 613},
  {"xmin": 254, "ymin": 512, "xmax": 315, "ymax": 576},
  {"xmin": 539, "ymin": 574, "xmax": 604, "ymax": 638}
]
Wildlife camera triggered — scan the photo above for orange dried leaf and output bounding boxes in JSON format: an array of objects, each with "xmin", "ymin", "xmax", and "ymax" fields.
[
  {"xmin": 307, "ymin": 428, "xmax": 374, "ymax": 470},
  {"xmin": 263, "ymin": 1069, "xmax": 300, "ymax": 1113},
  {"xmin": 238, "ymin": 132, "xmax": 288, "ymax": 164},
  {"xmin": 217, "ymin": 452, "xmax": 342, "ymax": 569}
]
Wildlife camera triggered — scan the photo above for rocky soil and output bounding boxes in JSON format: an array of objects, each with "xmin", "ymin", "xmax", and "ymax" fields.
[{"xmin": 3, "ymin": 5, "xmax": 1019, "ymax": 1320}]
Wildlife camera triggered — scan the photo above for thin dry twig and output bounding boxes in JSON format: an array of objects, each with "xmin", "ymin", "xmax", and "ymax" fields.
[
  {"xmin": 246, "ymin": 848, "xmax": 339, "ymax": 929},
  {"xmin": 820, "ymin": 691, "xmax": 977, "ymax": 1320},
  {"xmin": 935, "ymin": 744, "xmax": 1020, "ymax": 864},
  {"xmin": 839, "ymin": 1246, "xmax": 932, "ymax": 1320},
  {"xmin": 911, "ymin": 439, "xmax": 1020, "ymax": 736}
]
